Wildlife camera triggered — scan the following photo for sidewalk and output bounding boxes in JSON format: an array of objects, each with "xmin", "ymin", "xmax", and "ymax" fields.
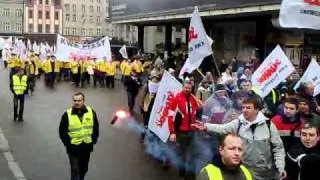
[{"xmin": 0, "ymin": 126, "xmax": 25, "ymax": 180}]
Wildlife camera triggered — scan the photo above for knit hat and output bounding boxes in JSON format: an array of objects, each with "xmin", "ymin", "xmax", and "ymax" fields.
[{"xmin": 215, "ymin": 84, "xmax": 226, "ymax": 92}]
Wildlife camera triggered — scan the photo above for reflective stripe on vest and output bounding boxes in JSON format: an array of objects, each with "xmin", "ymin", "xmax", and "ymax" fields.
[
  {"xmin": 203, "ymin": 164, "xmax": 253, "ymax": 180},
  {"xmin": 67, "ymin": 107, "xmax": 94, "ymax": 145},
  {"xmin": 271, "ymin": 89, "xmax": 277, "ymax": 104},
  {"xmin": 12, "ymin": 75, "xmax": 27, "ymax": 95}
]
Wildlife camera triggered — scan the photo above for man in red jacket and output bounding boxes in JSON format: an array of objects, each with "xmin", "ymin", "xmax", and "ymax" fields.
[{"xmin": 168, "ymin": 81, "xmax": 201, "ymax": 180}]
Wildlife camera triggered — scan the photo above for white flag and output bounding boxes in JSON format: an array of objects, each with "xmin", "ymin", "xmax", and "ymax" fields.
[
  {"xmin": 0, "ymin": 38, "xmax": 4, "ymax": 50},
  {"xmin": 179, "ymin": 6, "xmax": 213, "ymax": 77},
  {"xmin": 119, "ymin": 45, "xmax": 128, "ymax": 59},
  {"xmin": 251, "ymin": 45, "xmax": 295, "ymax": 98},
  {"xmin": 148, "ymin": 71, "xmax": 182, "ymax": 143},
  {"xmin": 294, "ymin": 59, "xmax": 320, "ymax": 96},
  {"xmin": 27, "ymin": 39, "xmax": 32, "ymax": 51},
  {"xmin": 280, "ymin": 0, "xmax": 320, "ymax": 30}
]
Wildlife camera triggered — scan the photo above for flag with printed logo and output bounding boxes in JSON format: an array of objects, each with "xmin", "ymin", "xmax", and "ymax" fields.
[
  {"xmin": 251, "ymin": 45, "xmax": 295, "ymax": 98},
  {"xmin": 179, "ymin": 6, "xmax": 213, "ymax": 77},
  {"xmin": 280, "ymin": 0, "xmax": 320, "ymax": 30}
]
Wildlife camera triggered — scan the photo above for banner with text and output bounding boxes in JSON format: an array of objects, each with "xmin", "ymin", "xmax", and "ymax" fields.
[
  {"xmin": 148, "ymin": 71, "xmax": 182, "ymax": 143},
  {"xmin": 55, "ymin": 35, "xmax": 112, "ymax": 61},
  {"xmin": 251, "ymin": 45, "xmax": 295, "ymax": 98},
  {"xmin": 280, "ymin": 0, "xmax": 320, "ymax": 30}
]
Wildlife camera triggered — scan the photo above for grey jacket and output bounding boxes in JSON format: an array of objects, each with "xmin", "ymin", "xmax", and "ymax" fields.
[{"xmin": 205, "ymin": 112, "xmax": 285, "ymax": 180}]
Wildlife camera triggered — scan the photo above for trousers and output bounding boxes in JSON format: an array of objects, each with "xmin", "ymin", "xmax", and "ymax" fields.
[
  {"xmin": 68, "ymin": 153, "xmax": 91, "ymax": 180},
  {"xmin": 13, "ymin": 94, "xmax": 25, "ymax": 120}
]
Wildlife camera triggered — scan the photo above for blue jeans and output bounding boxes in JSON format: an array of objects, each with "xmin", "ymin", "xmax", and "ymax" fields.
[{"xmin": 127, "ymin": 91, "xmax": 137, "ymax": 111}]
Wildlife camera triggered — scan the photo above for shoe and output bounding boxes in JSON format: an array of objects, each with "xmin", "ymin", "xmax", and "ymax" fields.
[
  {"xmin": 18, "ymin": 118, "xmax": 24, "ymax": 122},
  {"xmin": 13, "ymin": 117, "xmax": 17, "ymax": 121}
]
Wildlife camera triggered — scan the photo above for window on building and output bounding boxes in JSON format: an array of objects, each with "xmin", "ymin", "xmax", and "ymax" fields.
[
  {"xmin": 81, "ymin": 28, "xmax": 85, "ymax": 36},
  {"xmin": 90, "ymin": 6, "xmax": 93, "ymax": 13},
  {"xmin": 72, "ymin": 4, "xmax": 76, "ymax": 12},
  {"xmin": 156, "ymin": 26, "xmax": 163, "ymax": 32},
  {"xmin": 28, "ymin": 10, "xmax": 33, "ymax": 18},
  {"xmin": 66, "ymin": 14, "xmax": 70, "ymax": 21},
  {"xmin": 16, "ymin": 23, "xmax": 22, "ymax": 32},
  {"xmin": 38, "ymin": 24, "xmax": 43, "ymax": 33},
  {"xmin": 90, "ymin": 0, "xmax": 93, "ymax": 2},
  {"xmin": 89, "ymin": 18, "xmax": 93, "ymax": 24},
  {"xmin": 15, "ymin": 9, "xmax": 22, "ymax": 17},
  {"xmin": 28, "ymin": 24, "xmax": 33, "ymax": 32},
  {"xmin": 97, "ymin": 0, "xmax": 101, "ymax": 2},
  {"xmin": 96, "ymin": 28, "xmax": 101, "ymax": 36},
  {"xmin": 97, "ymin": 6, "xmax": 100, "ymax": 13},
  {"xmin": 96, "ymin": 16, "xmax": 100, "ymax": 25},
  {"xmin": 45, "ymin": 0, "xmax": 49, "ymax": 5},
  {"xmin": 72, "ymin": 28, "xmax": 76, "ymax": 35},
  {"xmin": 4, "ymin": 22, "xmax": 10, "ymax": 32},
  {"xmin": 82, "ymin": 5, "xmax": 85, "ymax": 12},
  {"xmin": 39, "ymin": 0, "xmax": 43, "ymax": 4},
  {"xmin": 66, "ymin": 27, "xmax": 70, "ymax": 35},
  {"xmin": 38, "ymin": 10, "xmax": 42, "ymax": 18},
  {"xmin": 53, "ymin": 0, "xmax": 61, "ymax": 6},
  {"xmin": 65, "ymin": 4, "xmax": 69, "ymax": 10},
  {"xmin": 89, "ymin": 28, "xmax": 93, "ymax": 36},
  {"xmin": 45, "ymin": 24, "xmax": 50, "ymax": 33},
  {"xmin": 3, "ymin": 8, "xmax": 10, "ymax": 16},
  {"xmin": 54, "ymin": 25, "xmax": 59, "ymax": 33},
  {"xmin": 72, "ymin": 14, "xmax": 76, "ymax": 22},
  {"xmin": 55, "ymin": 11, "xmax": 59, "ymax": 20},
  {"xmin": 45, "ymin": 11, "xmax": 49, "ymax": 19}
]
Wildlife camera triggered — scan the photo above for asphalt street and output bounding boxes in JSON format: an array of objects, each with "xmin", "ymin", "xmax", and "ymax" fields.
[{"xmin": 0, "ymin": 69, "xmax": 179, "ymax": 180}]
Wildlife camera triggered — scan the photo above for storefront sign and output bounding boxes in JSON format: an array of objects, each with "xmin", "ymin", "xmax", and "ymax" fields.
[{"xmin": 110, "ymin": 0, "xmax": 281, "ymax": 21}]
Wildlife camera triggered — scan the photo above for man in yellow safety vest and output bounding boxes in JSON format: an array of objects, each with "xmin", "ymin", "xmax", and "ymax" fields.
[
  {"xmin": 10, "ymin": 68, "xmax": 28, "ymax": 122},
  {"xmin": 59, "ymin": 92, "xmax": 99, "ymax": 180},
  {"xmin": 197, "ymin": 133, "xmax": 253, "ymax": 180}
]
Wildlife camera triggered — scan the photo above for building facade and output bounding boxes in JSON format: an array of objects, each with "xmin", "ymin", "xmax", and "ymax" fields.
[
  {"xmin": 24, "ymin": 0, "xmax": 62, "ymax": 34},
  {"xmin": 0, "ymin": 0, "xmax": 24, "ymax": 35},
  {"xmin": 62, "ymin": 0, "xmax": 109, "ymax": 37}
]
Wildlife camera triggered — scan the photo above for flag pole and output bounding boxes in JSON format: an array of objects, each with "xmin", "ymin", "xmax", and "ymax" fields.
[
  {"xmin": 196, "ymin": 68, "xmax": 205, "ymax": 78},
  {"xmin": 212, "ymin": 54, "xmax": 220, "ymax": 77}
]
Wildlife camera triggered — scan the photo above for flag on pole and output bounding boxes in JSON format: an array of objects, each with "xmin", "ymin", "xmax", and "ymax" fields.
[
  {"xmin": 119, "ymin": 44, "xmax": 128, "ymax": 59},
  {"xmin": 179, "ymin": 6, "xmax": 213, "ymax": 77},
  {"xmin": 294, "ymin": 59, "xmax": 320, "ymax": 96},
  {"xmin": 27, "ymin": 39, "xmax": 32, "ymax": 51},
  {"xmin": 251, "ymin": 45, "xmax": 295, "ymax": 98},
  {"xmin": 148, "ymin": 71, "xmax": 182, "ymax": 142},
  {"xmin": 280, "ymin": 0, "xmax": 320, "ymax": 30}
]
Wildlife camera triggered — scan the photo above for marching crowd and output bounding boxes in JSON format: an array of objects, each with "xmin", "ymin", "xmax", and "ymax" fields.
[{"xmin": 3, "ymin": 49, "xmax": 320, "ymax": 180}]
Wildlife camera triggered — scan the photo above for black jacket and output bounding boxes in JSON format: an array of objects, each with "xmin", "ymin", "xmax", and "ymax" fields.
[
  {"xmin": 287, "ymin": 141, "xmax": 320, "ymax": 180},
  {"xmin": 59, "ymin": 106, "xmax": 99, "ymax": 155},
  {"xmin": 124, "ymin": 76, "xmax": 141, "ymax": 94}
]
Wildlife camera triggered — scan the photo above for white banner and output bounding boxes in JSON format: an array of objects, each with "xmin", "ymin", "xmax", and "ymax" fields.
[
  {"xmin": 179, "ymin": 6, "xmax": 213, "ymax": 77},
  {"xmin": 148, "ymin": 71, "xmax": 182, "ymax": 143},
  {"xmin": 294, "ymin": 59, "xmax": 320, "ymax": 96},
  {"xmin": 280, "ymin": 0, "xmax": 320, "ymax": 30},
  {"xmin": 252, "ymin": 45, "xmax": 295, "ymax": 98},
  {"xmin": 56, "ymin": 34, "xmax": 112, "ymax": 61},
  {"xmin": 119, "ymin": 44, "xmax": 128, "ymax": 59}
]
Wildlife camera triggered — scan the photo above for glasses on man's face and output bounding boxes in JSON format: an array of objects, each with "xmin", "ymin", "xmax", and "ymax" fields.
[{"xmin": 73, "ymin": 100, "xmax": 82, "ymax": 102}]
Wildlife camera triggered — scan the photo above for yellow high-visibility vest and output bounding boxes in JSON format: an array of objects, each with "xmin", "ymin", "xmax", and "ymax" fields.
[
  {"xmin": 106, "ymin": 63, "xmax": 116, "ymax": 76},
  {"xmin": 12, "ymin": 75, "xmax": 28, "ymax": 95},
  {"xmin": 202, "ymin": 164, "xmax": 253, "ymax": 180},
  {"xmin": 67, "ymin": 106, "xmax": 94, "ymax": 145}
]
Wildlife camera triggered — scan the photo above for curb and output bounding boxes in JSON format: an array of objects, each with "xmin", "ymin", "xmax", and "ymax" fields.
[{"xmin": 0, "ymin": 127, "xmax": 26, "ymax": 180}]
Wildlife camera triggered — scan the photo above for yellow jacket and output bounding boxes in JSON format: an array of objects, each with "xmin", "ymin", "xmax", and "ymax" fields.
[
  {"xmin": 106, "ymin": 62, "xmax": 117, "ymax": 76},
  {"xmin": 70, "ymin": 61, "xmax": 79, "ymax": 74},
  {"xmin": 42, "ymin": 59, "xmax": 60, "ymax": 73},
  {"xmin": 27, "ymin": 58, "xmax": 39, "ymax": 75},
  {"xmin": 123, "ymin": 62, "xmax": 133, "ymax": 76},
  {"xmin": 120, "ymin": 61, "xmax": 128, "ymax": 74},
  {"xmin": 133, "ymin": 61, "xmax": 144, "ymax": 73},
  {"xmin": 7, "ymin": 56, "xmax": 24, "ymax": 69},
  {"xmin": 97, "ymin": 62, "xmax": 107, "ymax": 73}
]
